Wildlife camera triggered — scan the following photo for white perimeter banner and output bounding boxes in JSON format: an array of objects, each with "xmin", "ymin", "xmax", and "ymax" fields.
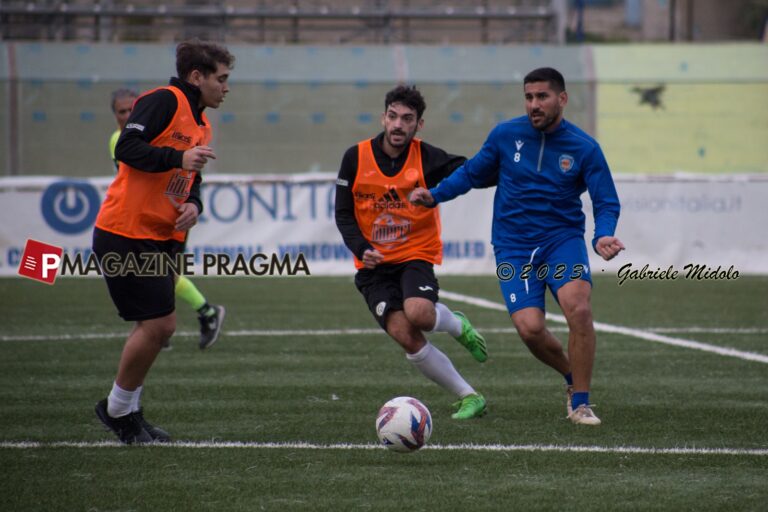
[{"xmin": 1, "ymin": 173, "xmax": 766, "ymax": 278}]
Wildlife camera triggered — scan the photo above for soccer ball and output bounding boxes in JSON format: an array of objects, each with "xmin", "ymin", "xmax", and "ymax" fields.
[{"xmin": 375, "ymin": 396, "xmax": 432, "ymax": 453}]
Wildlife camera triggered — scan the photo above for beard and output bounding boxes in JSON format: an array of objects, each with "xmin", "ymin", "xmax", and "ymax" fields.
[
  {"xmin": 528, "ymin": 108, "xmax": 560, "ymax": 131},
  {"xmin": 385, "ymin": 128, "xmax": 414, "ymax": 148}
]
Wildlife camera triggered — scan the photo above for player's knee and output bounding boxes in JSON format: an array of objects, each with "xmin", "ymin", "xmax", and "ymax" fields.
[
  {"xmin": 403, "ymin": 302, "xmax": 435, "ymax": 331},
  {"xmin": 514, "ymin": 319, "xmax": 546, "ymax": 343},
  {"xmin": 405, "ymin": 312, "xmax": 434, "ymax": 331},
  {"xmin": 149, "ymin": 315, "xmax": 176, "ymax": 344},
  {"xmin": 563, "ymin": 301, "xmax": 593, "ymax": 331}
]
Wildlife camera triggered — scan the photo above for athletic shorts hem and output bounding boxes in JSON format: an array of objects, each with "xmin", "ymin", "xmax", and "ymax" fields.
[
  {"xmin": 120, "ymin": 306, "xmax": 176, "ymax": 322},
  {"xmin": 354, "ymin": 259, "xmax": 439, "ymax": 330}
]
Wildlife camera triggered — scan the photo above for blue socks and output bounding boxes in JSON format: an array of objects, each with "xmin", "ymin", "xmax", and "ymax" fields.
[
  {"xmin": 564, "ymin": 373, "xmax": 590, "ymax": 410},
  {"xmin": 572, "ymin": 392, "xmax": 589, "ymax": 410}
]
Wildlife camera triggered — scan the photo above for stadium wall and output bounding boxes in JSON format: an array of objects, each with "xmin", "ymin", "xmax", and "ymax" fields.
[
  {"xmin": 1, "ymin": 42, "xmax": 766, "ymax": 176},
  {"xmin": 1, "ymin": 174, "xmax": 767, "ymax": 277}
]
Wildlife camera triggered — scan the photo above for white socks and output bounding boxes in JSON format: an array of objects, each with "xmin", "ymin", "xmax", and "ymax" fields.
[
  {"xmin": 107, "ymin": 382, "xmax": 140, "ymax": 418},
  {"xmin": 406, "ymin": 342, "xmax": 474, "ymax": 398},
  {"xmin": 430, "ymin": 302, "xmax": 463, "ymax": 337}
]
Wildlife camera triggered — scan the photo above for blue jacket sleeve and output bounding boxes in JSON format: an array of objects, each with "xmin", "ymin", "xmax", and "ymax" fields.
[
  {"xmin": 584, "ymin": 145, "xmax": 620, "ymax": 251},
  {"xmin": 429, "ymin": 126, "xmax": 501, "ymax": 205}
]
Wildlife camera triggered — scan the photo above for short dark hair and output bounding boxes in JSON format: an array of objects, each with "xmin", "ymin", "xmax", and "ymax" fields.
[
  {"xmin": 385, "ymin": 84, "xmax": 426, "ymax": 119},
  {"xmin": 524, "ymin": 67, "xmax": 566, "ymax": 93},
  {"xmin": 110, "ymin": 88, "xmax": 138, "ymax": 112},
  {"xmin": 176, "ymin": 40, "xmax": 235, "ymax": 80}
]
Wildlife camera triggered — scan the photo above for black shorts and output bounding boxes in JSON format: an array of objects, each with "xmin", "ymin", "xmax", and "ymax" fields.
[
  {"xmin": 92, "ymin": 227, "xmax": 184, "ymax": 321},
  {"xmin": 354, "ymin": 259, "xmax": 440, "ymax": 330}
]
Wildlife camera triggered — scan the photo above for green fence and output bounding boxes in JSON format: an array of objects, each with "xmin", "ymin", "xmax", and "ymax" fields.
[{"xmin": 1, "ymin": 43, "xmax": 765, "ymax": 176}]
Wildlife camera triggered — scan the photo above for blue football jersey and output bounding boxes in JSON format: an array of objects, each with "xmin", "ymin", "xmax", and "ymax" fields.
[{"xmin": 430, "ymin": 116, "xmax": 620, "ymax": 251}]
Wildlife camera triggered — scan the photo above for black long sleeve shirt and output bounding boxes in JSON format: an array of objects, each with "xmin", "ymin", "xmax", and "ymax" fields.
[
  {"xmin": 335, "ymin": 133, "xmax": 466, "ymax": 260},
  {"xmin": 114, "ymin": 77, "xmax": 205, "ymax": 214}
]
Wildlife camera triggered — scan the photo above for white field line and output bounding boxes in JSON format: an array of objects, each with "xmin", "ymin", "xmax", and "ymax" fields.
[
  {"xmin": 1, "ymin": 289, "xmax": 766, "ymax": 366},
  {"xmin": 0, "ymin": 327, "xmax": 550, "ymax": 342},
  {"xmin": 0, "ymin": 440, "xmax": 766, "ymax": 456},
  {"xmin": 644, "ymin": 327, "xmax": 768, "ymax": 334},
  {"xmin": 439, "ymin": 291, "xmax": 768, "ymax": 365},
  {"xmin": 3, "ymin": 325, "xmax": 764, "ymax": 343},
  {"xmin": 1, "ymin": 325, "xmax": 765, "ymax": 343}
]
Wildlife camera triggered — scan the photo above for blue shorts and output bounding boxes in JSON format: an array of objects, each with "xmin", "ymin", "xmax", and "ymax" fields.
[{"xmin": 495, "ymin": 236, "xmax": 592, "ymax": 314}]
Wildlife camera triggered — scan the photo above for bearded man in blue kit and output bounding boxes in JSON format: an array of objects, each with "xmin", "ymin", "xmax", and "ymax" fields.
[{"xmin": 410, "ymin": 67, "xmax": 625, "ymax": 425}]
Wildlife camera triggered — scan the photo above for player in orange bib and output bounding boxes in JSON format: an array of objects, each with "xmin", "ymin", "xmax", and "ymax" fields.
[
  {"xmin": 108, "ymin": 87, "xmax": 225, "ymax": 353},
  {"xmin": 92, "ymin": 40, "xmax": 234, "ymax": 444},
  {"xmin": 335, "ymin": 85, "xmax": 488, "ymax": 419}
]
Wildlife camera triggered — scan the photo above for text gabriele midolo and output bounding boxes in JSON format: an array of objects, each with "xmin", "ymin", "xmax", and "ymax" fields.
[{"xmin": 617, "ymin": 263, "xmax": 739, "ymax": 286}]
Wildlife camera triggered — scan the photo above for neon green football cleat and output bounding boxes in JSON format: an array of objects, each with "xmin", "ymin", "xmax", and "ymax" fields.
[
  {"xmin": 453, "ymin": 311, "xmax": 488, "ymax": 363},
  {"xmin": 451, "ymin": 393, "xmax": 487, "ymax": 420}
]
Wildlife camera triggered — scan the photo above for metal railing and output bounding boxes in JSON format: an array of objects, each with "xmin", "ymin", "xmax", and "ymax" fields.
[{"xmin": 1, "ymin": 1, "xmax": 566, "ymax": 44}]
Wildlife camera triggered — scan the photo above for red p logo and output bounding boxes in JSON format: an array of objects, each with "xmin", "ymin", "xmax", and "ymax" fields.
[{"xmin": 17, "ymin": 239, "xmax": 64, "ymax": 285}]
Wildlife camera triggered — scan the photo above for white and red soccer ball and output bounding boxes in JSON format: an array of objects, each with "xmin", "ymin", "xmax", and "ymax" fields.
[{"xmin": 375, "ymin": 396, "xmax": 432, "ymax": 453}]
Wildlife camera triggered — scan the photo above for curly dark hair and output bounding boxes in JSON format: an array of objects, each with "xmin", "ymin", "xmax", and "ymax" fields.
[{"xmin": 385, "ymin": 84, "xmax": 426, "ymax": 119}]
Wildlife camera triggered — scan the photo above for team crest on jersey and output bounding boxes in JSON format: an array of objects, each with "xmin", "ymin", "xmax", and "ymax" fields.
[
  {"xmin": 559, "ymin": 154, "xmax": 575, "ymax": 173},
  {"xmin": 165, "ymin": 170, "xmax": 193, "ymax": 198},
  {"xmin": 371, "ymin": 213, "xmax": 411, "ymax": 246}
]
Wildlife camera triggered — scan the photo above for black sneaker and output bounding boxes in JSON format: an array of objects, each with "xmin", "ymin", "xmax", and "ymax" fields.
[
  {"xmin": 95, "ymin": 399, "xmax": 153, "ymax": 445},
  {"xmin": 198, "ymin": 304, "xmax": 225, "ymax": 350},
  {"xmin": 134, "ymin": 408, "xmax": 171, "ymax": 443}
]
